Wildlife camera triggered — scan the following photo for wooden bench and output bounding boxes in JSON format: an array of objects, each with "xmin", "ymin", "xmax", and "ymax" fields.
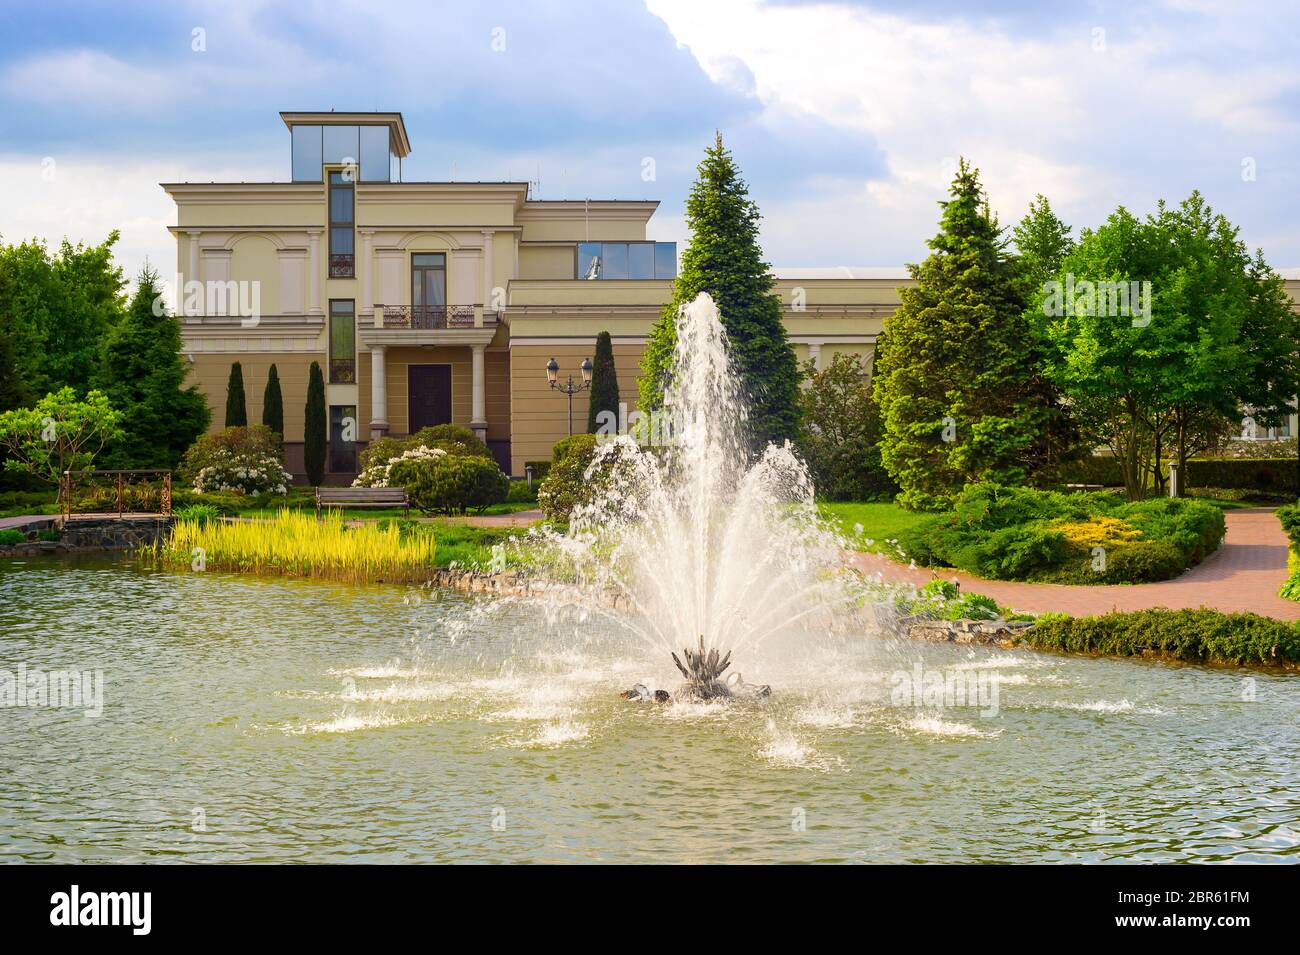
[{"xmin": 315, "ymin": 486, "xmax": 409, "ymax": 518}]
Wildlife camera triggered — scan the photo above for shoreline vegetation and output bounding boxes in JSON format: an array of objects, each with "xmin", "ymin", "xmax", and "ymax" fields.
[{"xmin": 147, "ymin": 510, "xmax": 437, "ymax": 585}]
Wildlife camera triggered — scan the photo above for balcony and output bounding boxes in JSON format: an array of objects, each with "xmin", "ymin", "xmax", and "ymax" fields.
[
  {"xmin": 381, "ymin": 305, "xmax": 501, "ymax": 329},
  {"xmin": 329, "ymin": 253, "xmax": 354, "ymax": 278}
]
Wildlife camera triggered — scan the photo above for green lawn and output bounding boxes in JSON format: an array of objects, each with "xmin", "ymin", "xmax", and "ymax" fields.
[
  {"xmin": 819, "ymin": 491, "xmax": 1262, "ymax": 560},
  {"xmin": 375, "ymin": 519, "xmax": 531, "ymax": 569},
  {"xmin": 816, "ymin": 500, "xmax": 931, "ymax": 554}
]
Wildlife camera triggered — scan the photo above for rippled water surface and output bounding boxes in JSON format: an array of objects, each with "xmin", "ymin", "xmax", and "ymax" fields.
[{"xmin": 1, "ymin": 556, "xmax": 1297, "ymax": 864}]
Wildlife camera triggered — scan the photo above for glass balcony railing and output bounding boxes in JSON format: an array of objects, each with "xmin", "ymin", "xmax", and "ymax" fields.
[{"xmin": 577, "ymin": 241, "xmax": 676, "ymax": 280}]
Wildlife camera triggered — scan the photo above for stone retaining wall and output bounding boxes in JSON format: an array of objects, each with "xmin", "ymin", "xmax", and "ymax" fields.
[
  {"xmin": 0, "ymin": 517, "xmax": 173, "ymax": 557},
  {"xmin": 906, "ymin": 617, "xmax": 1036, "ymax": 648}
]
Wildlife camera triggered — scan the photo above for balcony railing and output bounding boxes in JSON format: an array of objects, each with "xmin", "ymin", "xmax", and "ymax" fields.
[
  {"xmin": 381, "ymin": 305, "xmax": 501, "ymax": 329},
  {"xmin": 329, "ymin": 253, "xmax": 355, "ymax": 278}
]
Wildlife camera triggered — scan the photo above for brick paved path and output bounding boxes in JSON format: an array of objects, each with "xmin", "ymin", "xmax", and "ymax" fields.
[{"xmin": 851, "ymin": 508, "xmax": 1300, "ymax": 621}]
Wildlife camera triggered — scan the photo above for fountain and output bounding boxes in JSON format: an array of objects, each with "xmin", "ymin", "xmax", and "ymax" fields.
[{"xmin": 538, "ymin": 292, "xmax": 859, "ymax": 702}]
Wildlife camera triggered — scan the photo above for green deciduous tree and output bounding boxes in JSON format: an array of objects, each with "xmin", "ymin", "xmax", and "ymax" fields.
[
  {"xmin": 873, "ymin": 159, "xmax": 1049, "ymax": 510},
  {"xmin": 798, "ymin": 353, "xmax": 895, "ymax": 501},
  {"xmin": 304, "ymin": 361, "xmax": 326, "ymax": 486},
  {"xmin": 639, "ymin": 133, "xmax": 800, "ymax": 447},
  {"xmin": 1043, "ymin": 191, "xmax": 1300, "ymax": 499},
  {"xmin": 0, "ymin": 388, "xmax": 124, "ymax": 486},
  {"xmin": 587, "ymin": 330, "xmax": 620, "ymax": 433},
  {"xmin": 0, "ymin": 232, "xmax": 126, "ymax": 396},
  {"xmin": 95, "ymin": 267, "xmax": 210, "ymax": 469},
  {"xmin": 225, "ymin": 361, "xmax": 248, "ymax": 427},
  {"xmin": 262, "ymin": 363, "xmax": 284, "ymax": 441}
]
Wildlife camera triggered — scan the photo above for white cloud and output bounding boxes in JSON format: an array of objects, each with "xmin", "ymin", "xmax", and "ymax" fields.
[
  {"xmin": 2, "ymin": 50, "xmax": 186, "ymax": 112},
  {"xmin": 0, "ymin": 153, "xmax": 277, "ymax": 287},
  {"xmin": 645, "ymin": 0, "xmax": 1300, "ymax": 265}
]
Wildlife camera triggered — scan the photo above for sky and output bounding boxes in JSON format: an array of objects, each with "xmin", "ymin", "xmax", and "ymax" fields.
[{"xmin": 0, "ymin": 0, "xmax": 1297, "ymax": 283}]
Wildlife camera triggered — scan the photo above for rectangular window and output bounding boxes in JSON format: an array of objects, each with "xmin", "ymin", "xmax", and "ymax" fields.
[
  {"xmin": 329, "ymin": 171, "xmax": 354, "ymax": 277},
  {"xmin": 628, "ymin": 242, "xmax": 655, "ymax": 279},
  {"xmin": 411, "ymin": 253, "xmax": 447, "ymax": 328},
  {"xmin": 323, "ymin": 125, "xmax": 360, "ymax": 166},
  {"xmin": 654, "ymin": 242, "xmax": 677, "ymax": 279},
  {"xmin": 292, "ymin": 125, "xmax": 323, "ymax": 182},
  {"xmin": 359, "ymin": 126, "xmax": 391, "ymax": 182},
  {"xmin": 329, "ymin": 300, "xmax": 355, "ymax": 384},
  {"xmin": 601, "ymin": 242, "xmax": 628, "ymax": 280},
  {"xmin": 577, "ymin": 242, "xmax": 602, "ymax": 280},
  {"xmin": 329, "ymin": 405, "xmax": 358, "ymax": 473},
  {"xmin": 574, "ymin": 241, "xmax": 678, "ymax": 280}
]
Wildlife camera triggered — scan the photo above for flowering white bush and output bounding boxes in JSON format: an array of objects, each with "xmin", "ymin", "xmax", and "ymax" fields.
[
  {"xmin": 192, "ymin": 448, "xmax": 292, "ymax": 495},
  {"xmin": 353, "ymin": 445, "xmax": 446, "ymax": 488}
]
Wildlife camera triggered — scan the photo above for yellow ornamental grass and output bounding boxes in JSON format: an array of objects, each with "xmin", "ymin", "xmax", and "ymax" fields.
[
  {"xmin": 1050, "ymin": 516, "xmax": 1143, "ymax": 549},
  {"xmin": 157, "ymin": 510, "xmax": 435, "ymax": 584}
]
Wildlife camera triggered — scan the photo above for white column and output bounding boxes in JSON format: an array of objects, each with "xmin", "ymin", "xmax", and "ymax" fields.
[
  {"xmin": 481, "ymin": 229, "xmax": 495, "ymax": 307},
  {"xmin": 307, "ymin": 229, "xmax": 322, "ymax": 315},
  {"xmin": 808, "ymin": 341, "xmax": 824, "ymax": 371},
  {"xmin": 359, "ymin": 229, "xmax": 374, "ymax": 323},
  {"xmin": 370, "ymin": 345, "xmax": 389, "ymax": 440},
  {"xmin": 470, "ymin": 343, "xmax": 487, "ymax": 441},
  {"xmin": 186, "ymin": 231, "xmax": 201, "ymax": 317}
]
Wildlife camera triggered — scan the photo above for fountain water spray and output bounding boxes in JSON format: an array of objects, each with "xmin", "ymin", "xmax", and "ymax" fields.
[{"xmin": 539, "ymin": 292, "xmax": 859, "ymax": 700}]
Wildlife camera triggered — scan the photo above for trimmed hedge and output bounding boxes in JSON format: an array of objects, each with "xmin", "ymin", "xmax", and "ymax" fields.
[
  {"xmin": 897, "ymin": 482, "xmax": 1225, "ymax": 583},
  {"xmin": 1277, "ymin": 503, "xmax": 1300, "ymax": 548},
  {"xmin": 1274, "ymin": 503, "xmax": 1300, "ymax": 602},
  {"xmin": 1025, "ymin": 609, "xmax": 1300, "ymax": 667},
  {"xmin": 1060, "ymin": 456, "xmax": 1297, "ymax": 491},
  {"xmin": 389, "ymin": 453, "xmax": 508, "ymax": 516}
]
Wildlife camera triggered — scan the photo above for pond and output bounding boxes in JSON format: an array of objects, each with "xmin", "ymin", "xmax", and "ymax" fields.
[{"xmin": 2, "ymin": 555, "xmax": 1297, "ymax": 863}]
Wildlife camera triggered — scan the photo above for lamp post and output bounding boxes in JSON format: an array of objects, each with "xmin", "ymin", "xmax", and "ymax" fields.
[{"xmin": 547, "ymin": 357, "xmax": 593, "ymax": 437}]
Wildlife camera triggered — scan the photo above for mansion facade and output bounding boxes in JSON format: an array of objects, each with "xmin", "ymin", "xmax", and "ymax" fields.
[{"xmin": 166, "ymin": 111, "xmax": 1298, "ymax": 479}]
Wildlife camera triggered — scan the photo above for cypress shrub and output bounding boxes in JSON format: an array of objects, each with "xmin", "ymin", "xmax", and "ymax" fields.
[
  {"xmin": 225, "ymin": 361, "xmax": 248, "ymax": 427},
  {"xmin": 587, "ymin": 331, "xmax": 620, "ymax": 433},
  {"xmin": 303, "ymin": 361, "xmax": 326, "ymax": 486},
  {"xmin": 262, "ymin": 363, "xmax": 284, "ymax": 441}
]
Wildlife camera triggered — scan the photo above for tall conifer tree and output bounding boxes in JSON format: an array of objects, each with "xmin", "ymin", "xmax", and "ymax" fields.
[
  {"xmin": 96, "ymin": 267, "xmax": 209, "ymax": 468},
  {"xmin": 262, "ymin": 363, "xmax": 284, "ymax": 441},
  {"xmin": 587, "ymin": 331, "xmax": 620, "ymax": 433},
  {"xmin": 225, "ymin": 361, "xmax": 248, "ymax": 427},
  {"xmin": 304, "ymin": 361, "xmax": 326, "ymax": 486},
  {"xmin": 873, "ymin": 159, "xmax": 1046, "ymax": 510},
  {"xmin": 640, "ymin": 133, "xmax": 800, "ymax": 446}
]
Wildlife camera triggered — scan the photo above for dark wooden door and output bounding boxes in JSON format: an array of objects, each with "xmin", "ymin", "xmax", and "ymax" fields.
[{"xmin": 408, "ymin": 364, "xmax": 452, "ymax": 433}]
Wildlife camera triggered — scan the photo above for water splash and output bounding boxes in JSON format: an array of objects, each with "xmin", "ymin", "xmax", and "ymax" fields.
[{"xmin": 535, "ymin": 292, "xmax": 862, "ymax": 696}]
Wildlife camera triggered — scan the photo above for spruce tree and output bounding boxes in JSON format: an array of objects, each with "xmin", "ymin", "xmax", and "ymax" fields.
[
  {"xmin": 639, "ymin": 133, "xmax": 800, "ymax": 447},
  {"xmin": 587, "ymin": 331, "xmax": 620, "ymax": 433},
  {"xmin": 304, "ymin": 361, "xmax": 326, "ymax": 486},
  {"xmin": 95, "ymin": 267, "xmax": 210, "ymax": 468},
  {"xmin": 873, "ymin": 159, "xmax": 1046, "ymax": 510},
  {"xmin": 1010, "ymin": 194, "xmax": 1081, "ymax": 481},
  {"xmin": 225, "ymin": 361, "xmax": 248, "ymax": 427},
  {"xmin": 262, "ymin": 363, "xmax": 284, "ymax": 441}
]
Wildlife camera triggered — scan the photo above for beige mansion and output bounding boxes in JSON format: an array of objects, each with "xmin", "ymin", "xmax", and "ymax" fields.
[{"xmin": 166, "ymin": 111, "xmax": 1300, "ymax": 479}]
